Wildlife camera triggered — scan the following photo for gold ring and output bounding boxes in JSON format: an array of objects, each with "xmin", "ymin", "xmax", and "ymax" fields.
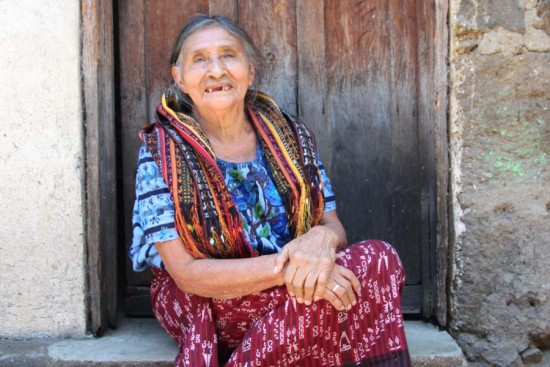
[{"xmin": 332, "ymin": 284, "xmax": 340, "ymax": 293}]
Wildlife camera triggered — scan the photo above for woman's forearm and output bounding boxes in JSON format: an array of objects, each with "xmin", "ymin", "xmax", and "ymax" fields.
[
  {"xmin": 177, "ymin": 256, "xmax": 285, "ymax": 298},
  {"xmin": 156, "ymin": 238, "xmax": 285, "ymax": 299}
]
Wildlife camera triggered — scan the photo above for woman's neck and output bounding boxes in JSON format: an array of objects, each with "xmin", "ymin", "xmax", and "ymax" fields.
[
  {"xmin": 194, "ymin": 107, "xmax": 258, "ymax": 162},
  {"xmin": 195, "ymin": 107, "xmax": 249, "ymax": 143}
]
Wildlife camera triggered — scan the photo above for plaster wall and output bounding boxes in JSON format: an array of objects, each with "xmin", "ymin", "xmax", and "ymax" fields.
[
  {"xmin": 449, "ymin": 0, "xmax": 550, "ymax": 365},
  {"xmin": 0, "ymin": 0, "xmax": 86, "ymax": 337}
]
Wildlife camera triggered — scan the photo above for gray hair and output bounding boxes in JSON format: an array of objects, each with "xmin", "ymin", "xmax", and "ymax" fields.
[{"xmin": 168, "ymin": 15, "xmax": 262, "ymax": 112}]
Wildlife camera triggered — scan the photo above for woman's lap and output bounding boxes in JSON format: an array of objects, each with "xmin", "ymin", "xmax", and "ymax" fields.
[{"xmin": 151, "ymin": 240, "xmax": 410, "ymax": 366}]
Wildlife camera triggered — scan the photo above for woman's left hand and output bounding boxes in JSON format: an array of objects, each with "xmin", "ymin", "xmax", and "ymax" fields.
[
  {"xmin": 274, "ymin": 225, "xmax": 338, "ymax": 305},
  {"xmin": 323, "ymin": 263, "xmax": 361, "ymax": 311}
]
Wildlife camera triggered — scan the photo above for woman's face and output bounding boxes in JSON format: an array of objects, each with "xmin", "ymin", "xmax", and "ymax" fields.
[{"xmin": 172, "ymin": 25, "xmax": 255, "ymax": 116}]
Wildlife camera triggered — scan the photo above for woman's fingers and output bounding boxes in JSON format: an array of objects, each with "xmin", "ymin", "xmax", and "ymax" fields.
[
  {"xmin": 284, "ymin": 261, "xmax": 298, "ymax": 297},
  {"xmin": 330, "ymin": 277, "xmax": 354, "ymax": 310},
  {"xmin": 279, "ymin": 226, "xmax": 341, "ymax": 305},
  {"xmin": 324, "ymin": 280, "xmax": 353, "ymax": 311},
  {"xmin": 301, "ymin": 270, "xmax": 318, "ymax": 305},
  {"xmin": 291, "ymin": 266, "xmax": 312, "ymax": 302},
  {"xmin": 324, "ymin": 288, "xmax": 345, "ymax": 311},
  {"xmin": 283, "ymin": 244, "xmax": 335, "ymax": 304},
  {"xmin": 311, "ymin": 267, "xmax": 330, "ymax": 302},
  {"xmin": 339, "ymin": 266, "xmax": 361, "ymax": 297},
  {"xmin": 320, "ymin": 265, "xmax": 362, "ymax": 310},
  {"xmin": 292, "ymin": 265, "xmax": 328, "ymax": 305}
]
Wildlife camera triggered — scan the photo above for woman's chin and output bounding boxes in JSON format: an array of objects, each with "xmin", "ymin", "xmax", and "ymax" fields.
[{"xmin": 199, "ymin": 92, "xmax": 246, "ymax": 112}]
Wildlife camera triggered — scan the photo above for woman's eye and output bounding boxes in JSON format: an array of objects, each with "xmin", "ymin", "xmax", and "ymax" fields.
[
  {"xmin": 192, "ymin": 56, "xmax": 206, "ymax": 63},
  {"xmin": 222, "ymin": 53, "xmax": 236, "ymax": 59}
]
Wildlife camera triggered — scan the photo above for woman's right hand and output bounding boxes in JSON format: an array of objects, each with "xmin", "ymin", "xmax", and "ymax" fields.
[{"xmin": 322, "ymin": 263, "xmax": 361, "ymax": 311}]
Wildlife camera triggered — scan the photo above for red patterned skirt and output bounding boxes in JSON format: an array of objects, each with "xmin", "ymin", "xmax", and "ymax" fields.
[{"xmin": 151, "ymin": 240, "xmax": 410, "ymax": 366}]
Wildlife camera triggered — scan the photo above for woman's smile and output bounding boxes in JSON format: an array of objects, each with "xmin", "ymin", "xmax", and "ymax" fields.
[{"xmin": 204, "ymin": 81, "xmax": 233, "ymax": 93}]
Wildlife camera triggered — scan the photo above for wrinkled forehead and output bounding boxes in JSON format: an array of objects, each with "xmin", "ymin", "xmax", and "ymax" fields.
[{"xmin": 180, "ymin": 25, "xmax": 247, "ymax": 57}]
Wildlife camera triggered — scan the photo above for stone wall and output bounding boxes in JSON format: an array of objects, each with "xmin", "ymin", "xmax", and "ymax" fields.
[
  {"xmin": 449, "ymin": 0, "xmax": 550, "ymax": 365},
  {"xmin": 0, "ymin": 0, "xmax": 86, "ymax": 337}
]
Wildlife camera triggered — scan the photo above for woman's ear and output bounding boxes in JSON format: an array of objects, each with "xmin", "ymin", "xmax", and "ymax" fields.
[{"xmin": 171, "ymin": 65, "xmax": 187, "ymax": 93}]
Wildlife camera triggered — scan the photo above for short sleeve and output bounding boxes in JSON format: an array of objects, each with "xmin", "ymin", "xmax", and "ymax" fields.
[
  {"xmin": 317, "ymin": 154, "xmax": 337, "ymax": 212},
  {"xmin": 129, "ymin": 145, "xmax": 179, "ymax": 271}
]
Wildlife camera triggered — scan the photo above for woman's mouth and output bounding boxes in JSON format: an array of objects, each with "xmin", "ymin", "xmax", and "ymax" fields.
[{"xmin": 205, "ymin": 84, "xmax": 232, "ymax": 93}]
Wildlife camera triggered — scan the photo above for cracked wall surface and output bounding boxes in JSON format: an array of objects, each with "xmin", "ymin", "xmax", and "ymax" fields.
[
  {"xmin": 449, "ymin": 0, "xmax": 550, "ymax": 366},
  {"xmin": 0, "ymin": 1, "xmax": 86, "ymax": 337}
]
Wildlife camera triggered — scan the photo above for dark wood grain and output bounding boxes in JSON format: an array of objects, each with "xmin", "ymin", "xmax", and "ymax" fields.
[
  {"xmin": 296, "ymin": 0, "xmax": 330, "ymax": 165},
  {"xmin": 389, "ymin": 0, "xmax": 421, "ymax": 285},
  {"xmin": 324, "ymin": 0, "xmax": 392, "ymax": 247},
  {"xmin": 144, "ymin": 0, "xmax": 208, "ymax": 122},
  {"xmin": 209, "ymin": 0, "xmax": 238, "ymax": 20},
  {"xmin": 82, "ymin": 0, "xmax": 117, "ymax": 335},
  {"xmin": 417, "ymin": 0, "xmax": 436, "ymax": 322},
  {"xmin": 416, "ymin": 0, "xmax": 449, "ymax": 324},
  {"xmin": 238, "ymin": 0, "xmax": 298, "ymax": 114},
  {"xmin": 119, "ymin": 0, "xmax": 151, "ymax": 289}
]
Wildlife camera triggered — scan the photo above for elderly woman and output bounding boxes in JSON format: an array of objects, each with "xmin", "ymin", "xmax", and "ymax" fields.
[{"xmin": 130, "ymin": 15, "xmax": 410, "ymax": 366}]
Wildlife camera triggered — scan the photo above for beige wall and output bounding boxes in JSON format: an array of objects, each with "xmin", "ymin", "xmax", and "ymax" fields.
[{"xmin": 0, "ymin": 0, "xmax": 86, "ymax": 337}]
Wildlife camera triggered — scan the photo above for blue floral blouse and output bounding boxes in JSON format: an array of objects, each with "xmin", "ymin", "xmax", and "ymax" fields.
[{"xmin": 130, "ymin": 143, "xmax": 336, "ymax": 271}]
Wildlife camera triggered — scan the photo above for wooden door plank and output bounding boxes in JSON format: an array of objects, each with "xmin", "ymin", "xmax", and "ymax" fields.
[
  {"xmin": 82, "ymin": 0, "xmax": 105, "ymax": 333},
  {"xmin": 119, "ymin": 0, "xmax": 151, "ymax": 288},
  {"xmin": 296, "ymin": 0, "xmax": 330, "ymax": 166},
  {"xmin": 237, "ymin": 0, "xmax": 298, "ymax": 115},
  {"xmin": 82, "ymin": 0, "xmax": 117, "ymax": 334},
  {"xmin": 416, "ymin": 0, "xmax": 449, "ymax": 324},
  {"xmin": 209, "ymin": 0, "xmax": 238, "ymax": 20},
  {"xmin": 323, "ymin": 0, "xmax": 392, "ymax": 246},
  {"xmin": 416, "ymin": 0, "xmax": 435, "ymax": 320},
  {"xmin": 388, "ymin": 0, "xmax": 421, "ymax": 285},
  {"xmin": 144, "ymin": 0, "xmax": 209, "ymax": 122}
]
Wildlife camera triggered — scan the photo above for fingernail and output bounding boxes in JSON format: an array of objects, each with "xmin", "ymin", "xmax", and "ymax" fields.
[
  {"xmin": 297, "ymin": 298, "xmax": 303, "ymax": 304},
  {"xmin": 352, "ymin": 300, "xmax": 357, "ymax": 306},
  {"xmin": 305, "ymin": 300, "xmax": 311, "ymax": 306},
  {"xmin": 347, "ymin": 305, "xmax": 352, "ymax": 310},
  {"xmin": 314, "ymin": 296, "xmax": 320, "ymax": 302}
]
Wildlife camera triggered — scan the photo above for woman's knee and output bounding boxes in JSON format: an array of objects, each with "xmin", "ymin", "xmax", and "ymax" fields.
[{"xmin": 341, "ymin": 240, "xmax": 405, "ymax": 281}]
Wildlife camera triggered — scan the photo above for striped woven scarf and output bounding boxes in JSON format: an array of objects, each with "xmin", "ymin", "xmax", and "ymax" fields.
[{"xmin": 140, "ymin": 90, "xmax": 325, "ymax": 259}]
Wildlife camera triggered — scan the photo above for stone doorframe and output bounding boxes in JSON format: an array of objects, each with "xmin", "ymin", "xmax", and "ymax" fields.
[{"xmin": 81, "ymin": 0, "xmax": 451, "ymax": 336}]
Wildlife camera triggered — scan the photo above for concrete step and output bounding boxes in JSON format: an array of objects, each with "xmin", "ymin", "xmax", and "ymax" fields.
[{"xmin": 0, "ymin": 319, "xmax": 467, "ymax": 366}]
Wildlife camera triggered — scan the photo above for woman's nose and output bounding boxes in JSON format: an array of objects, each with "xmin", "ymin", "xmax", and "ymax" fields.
[{"xmin": 207, "ymin": 56, "xmax": 225, "ymax": 77}]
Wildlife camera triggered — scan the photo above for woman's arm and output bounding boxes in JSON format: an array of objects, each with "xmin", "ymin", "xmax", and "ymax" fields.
[
  {"xmin": 274, "ymin": 210, "xmax": 347, "ymax": 305},
  {"xmin": 156, "ymin": 238, "xmax": 285, "ymax": 299}
]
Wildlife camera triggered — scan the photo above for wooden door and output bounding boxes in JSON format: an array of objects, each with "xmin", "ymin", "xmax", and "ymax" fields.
[{"xmin": 118, "ymin": 0, "xmax": 442, "ymax": 317}]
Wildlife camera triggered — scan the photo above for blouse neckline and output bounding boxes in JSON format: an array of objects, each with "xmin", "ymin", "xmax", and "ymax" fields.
[{"xmin": 216, "ymin": 142, "xmax": 262, "ymax": 169}]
